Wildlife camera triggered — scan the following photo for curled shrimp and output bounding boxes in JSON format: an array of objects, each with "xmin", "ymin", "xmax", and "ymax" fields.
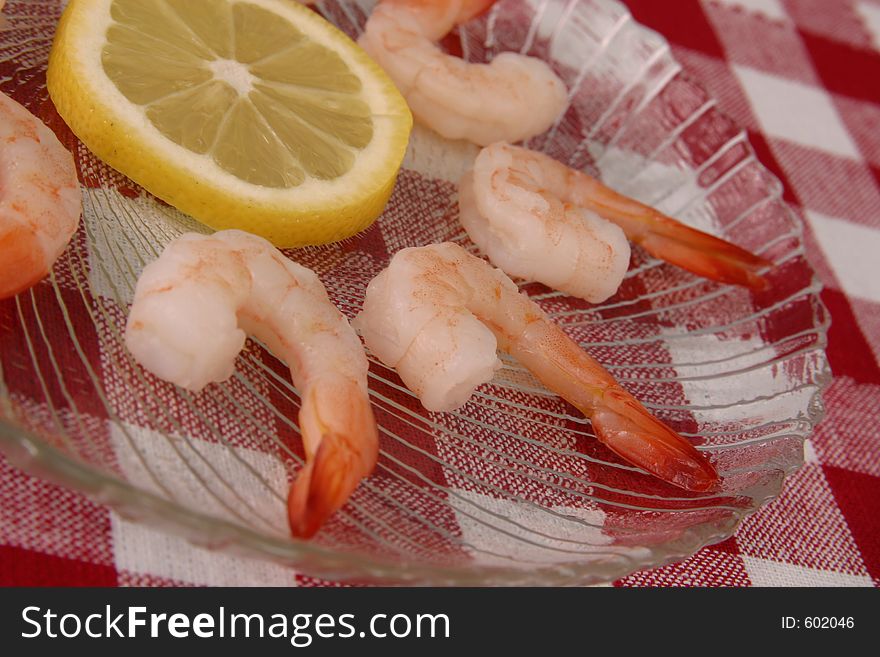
[
  {"xmin": 356, "ymin": 242, "xmax": 719, "ymax": 492},
  {"xmin": 0, "ymin": 92, "xmax": 81, "ymax": 300},
  {"xmin": 125, "ymin": 230, "xmax": 378, "ymax": 538},
  {"xmin": 460, "ymin": 143, "xmax": 631, "ymax": 303},
  {"xmin": 359, "ymin": 0, "xmax": 568, "ymax": 145},
  {"xmin": 460, "ymin": 142, "xmax": 771, "ymax": 295}
]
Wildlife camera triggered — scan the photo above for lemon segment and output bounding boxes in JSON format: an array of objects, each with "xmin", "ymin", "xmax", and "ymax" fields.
[{"xmin": 48, "ymin": 0, "xmax": 413, "ymax": 246}]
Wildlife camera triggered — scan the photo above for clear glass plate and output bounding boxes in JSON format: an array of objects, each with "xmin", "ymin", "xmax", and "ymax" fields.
[{"xmin": 0, "ymin": 0, "xmax": 830, "ymax": 585}]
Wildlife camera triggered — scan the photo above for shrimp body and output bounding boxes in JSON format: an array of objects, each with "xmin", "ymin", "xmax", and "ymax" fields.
[
  {"xmin": 359, "ymin": 0, "xmax": 568, "ymax": 145},
  {"xmin": 460, "ymin": 142, "xmax": 631, "ymax": 302},
  {"xmin": 462, "ymin": 142, "xmax": 770, "ymax": 294},
  {"xmin": 125, "ymin": 230, "xmax": 378, "ymax": 538},
  {"xmin": 0, "ymin": 93, "xmax": 81, "ymax": 299},
  {"xmin": 356, "ymin": 242, "xmax": 719, "ymax": 492}
]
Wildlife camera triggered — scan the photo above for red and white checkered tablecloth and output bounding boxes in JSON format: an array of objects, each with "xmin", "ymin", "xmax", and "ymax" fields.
[{"xmin": 1, "ymin": 0, "xmax": 878, "ymax": 587}]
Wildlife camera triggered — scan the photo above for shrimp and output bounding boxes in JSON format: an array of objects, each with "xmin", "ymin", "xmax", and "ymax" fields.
[
  {"xmin": 460, "ymin": 144, "xmax": 631, "ymax": 303},
  {"xmin": 460, "ymin": 142, "xmax": 771, "ymax": 296},
  {"xmin": 359, "ymin": 0, "xmax": 568, "ymax": 146},
  {"xmin": 125, "ymin": 230, "xmax": 379, "ymax": 538},
  {"xmin": 356, "ymin": 242, "xmax": 719, "ymax": 492},
  {"xmin": 0, "ymin": 93, "xmax": 81, "ymax": 300}
]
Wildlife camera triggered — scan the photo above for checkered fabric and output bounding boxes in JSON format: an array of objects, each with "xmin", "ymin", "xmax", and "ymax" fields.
[
  {"xmin": 1, "ymin": 0, "xmax": 878, "ymax": 587},
  {"xmin": 616, "ymin": 0, "xmax": 880, "ymax": 587}
]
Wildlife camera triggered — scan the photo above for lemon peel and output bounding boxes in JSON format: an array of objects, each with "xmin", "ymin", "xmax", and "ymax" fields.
[{"xmin": 48, "ymin": 0, "xmax": 412, "ymax": 246}]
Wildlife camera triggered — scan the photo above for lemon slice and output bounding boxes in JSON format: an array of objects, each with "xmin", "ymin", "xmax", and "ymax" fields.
[{"xmin": 47, "ymin": 0, "xmax": 412, "ymax": 246}]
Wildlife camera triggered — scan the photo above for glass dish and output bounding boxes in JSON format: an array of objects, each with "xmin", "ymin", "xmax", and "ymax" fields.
[{"xmin": 0, "ymin": 0, "xmax": 830, "ymax": 585}]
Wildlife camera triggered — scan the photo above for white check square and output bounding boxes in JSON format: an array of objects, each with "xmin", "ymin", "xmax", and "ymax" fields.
[
  {"xmin": 856, "ymin": 1, "xmax": 880, "ymax": 49},
  {"xmin": 742, "ymin": 556, "xmax": 874, "ymax": 586},
  {"xmin": 734, "ymin": 65, "xmax": 860, "ymax": 159},
  {"xmin": 111, "ymin": 516, "xmax": 296, "ymax": 586},
  {"xmin": 805, "ymin": 210, "xmax": 880, "ymax": 304}
]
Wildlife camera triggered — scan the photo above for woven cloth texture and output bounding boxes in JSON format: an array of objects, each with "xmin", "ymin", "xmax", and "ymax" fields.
[{"xmin": 0, "ymin": 0, "xmax": 878, "ymax": 587}]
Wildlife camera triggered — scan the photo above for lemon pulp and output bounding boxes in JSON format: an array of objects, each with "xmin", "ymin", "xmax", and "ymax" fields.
[{"xmin": 48, "ymin": 0, "xmax": 412, "ymax": 246}]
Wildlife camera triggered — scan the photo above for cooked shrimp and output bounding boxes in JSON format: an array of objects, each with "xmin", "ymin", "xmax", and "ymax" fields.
[
  {"xmin": 461, "ymin": 142, "xmax": 771, "ymax": 294},
  {"xmin": 0, "ymin": 92, "xmax": 81, "ymax": 299},
  {"xmin": 460, "ymin": 143, "xmax": 631, "ymax": 303},
  {"xmin": 356, "ymin": 242, "xmax": 719, "ymax": 492},
  {"xmin": 125, "ymin": 230, "xmax": 378, "ymax": 538},
  {"xmin": 359, "ymin": 0, "xmax": 568, "ymax": 145}
]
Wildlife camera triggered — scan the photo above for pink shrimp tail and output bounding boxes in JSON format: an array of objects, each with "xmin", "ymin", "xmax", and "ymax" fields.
[
  {"xmin": 564, "ymin": 165, "xmax": 772, "ymax": 290},
  {"xmin": 288, "ymin": 433, "xmax": 374, "ymax": 538},
  {"xmin": 637, "ymin": 214, "xmax": 771, "ymax": 291},
  {"xmin": 287, "ymin": 380, "xmax": 379, "ymax": 538},
  {"xmin": 510, "ymin": 320, "xmax": 719, "ymax": 492},
  {"xmin": 591, "ymin": 389, "xmax": 720, "ymax": 492}
]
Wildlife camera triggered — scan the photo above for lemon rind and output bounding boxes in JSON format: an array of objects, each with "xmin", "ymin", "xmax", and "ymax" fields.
[{"xmin": 48, "ymin": 0, "xmax": 413, "ymax": 246}]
